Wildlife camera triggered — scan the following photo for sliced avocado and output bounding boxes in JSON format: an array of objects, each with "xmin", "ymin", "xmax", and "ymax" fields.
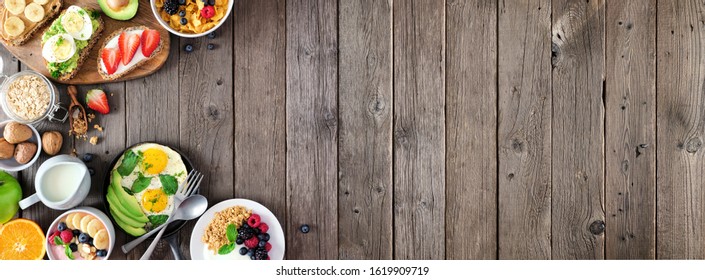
[
  {"xmin": 97, "ymin": 0, "xmax": 138, "ymax": 21},
  {"xmin": 107, "ymin": 188, "xmax": 148, "ymax": 223},
  {"xmin": 109, "ymin": 202, "xmax": 145, "ymax": 229},
  {"xmin": 110, "ymin": 208, "xmax": 147, "ymax": 237},
  {"xmin": 110, "ymin": 170, "xmax": 148, "ymax": 222}
]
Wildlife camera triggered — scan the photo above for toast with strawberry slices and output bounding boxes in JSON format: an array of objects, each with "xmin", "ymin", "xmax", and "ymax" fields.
[{"xmin": 97, "ymin": 26, "xmax": 164, "ymax": 80}]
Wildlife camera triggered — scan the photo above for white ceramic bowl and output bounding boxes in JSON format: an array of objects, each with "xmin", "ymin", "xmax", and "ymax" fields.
[
  {"xmin": 45, "ymin": 207, "xmax": 116, "ymax": 260},
  {"xmin": 150, "ymin": 0, "xmax": 234, "ymax": 38},
  {"xmin": 0, "ymin": 120, "xmax": 41, "ymax": 172}
]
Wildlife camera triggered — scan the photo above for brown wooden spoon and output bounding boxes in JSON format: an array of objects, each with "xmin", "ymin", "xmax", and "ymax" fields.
[{"xmin": 67, "ymin": 86, "xmax": 88, "ymax": 154}]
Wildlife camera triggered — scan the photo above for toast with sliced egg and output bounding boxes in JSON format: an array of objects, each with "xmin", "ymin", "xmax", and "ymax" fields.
[
  {"xmin": 97, "ymin": 26, "xmax": 163, "ymax": 81},
  {"xmin": 41, "ymin": 5, "xmax": 103, "ymax": 81},
  {"xmin": 0, "ymin": 0, "xmax": 63, "ymax": 46}
]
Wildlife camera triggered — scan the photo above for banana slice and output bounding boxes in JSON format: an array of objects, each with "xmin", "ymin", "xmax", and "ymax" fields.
[
  {"xmin": 70, "ymin": 213, "xmax": 85, "ymax": 230},
  {"xmin": 3, "ymin": 16, "xmax": 25, "ymax": 37},
  {"xmin": 4, "ymin": 0, "xmax": 25, "ymax": 16},
  {"xmin": 64, "ymin": 213, "xmax": 76, "ymax": 229},
  {"xmin": 23, "ymin": 2, "xmax": 44, "ymax": 23},
  {"xmin": 93, "ymin": 229, "xmax": 109, "ymax": 251},
  {"xmin": 32, "ymin": 0, "xmax": 48, "ymax": 5},
  {"xmin": 79, "ymin": 215, "xmax": 94, "ymax": 232},
  {"xmin": 86, "ymin": 219, "xmax": 104, "ymax": 237}
]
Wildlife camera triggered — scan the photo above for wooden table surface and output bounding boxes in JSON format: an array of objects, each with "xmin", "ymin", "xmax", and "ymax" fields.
[{"xmin": 2, "ymin": 0, "xmax": 704, "ymax": 260}]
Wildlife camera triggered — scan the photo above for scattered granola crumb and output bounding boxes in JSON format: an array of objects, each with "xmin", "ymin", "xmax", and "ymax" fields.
[
  {"xmin": 89, "ymin": 136, "xmax": 98, "ymax": 145},
  {"xmin": 94, "ymin": 124, "xmax": 103, "ymax": 132},
  {"xmin": 87, "ymin": 113, "xmax": 96, "ymax": 123}
]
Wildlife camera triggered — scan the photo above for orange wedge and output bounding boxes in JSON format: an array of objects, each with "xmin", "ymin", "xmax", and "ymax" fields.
[{"xmin": 0, "ymin": 219, "xmax": 46, "ymax": 260}]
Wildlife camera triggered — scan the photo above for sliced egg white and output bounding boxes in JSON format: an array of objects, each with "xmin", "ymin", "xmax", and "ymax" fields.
[
  {"xmin": 60, "ymin": 6, "xmax": 93, "ymax": 41},
  {"xmin": 42, "ymin": 34, "xmax": 76, "ymax": 63}
]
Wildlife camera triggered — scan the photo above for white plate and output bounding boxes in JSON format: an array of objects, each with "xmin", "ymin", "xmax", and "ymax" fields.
[{"xmin": 190, "ymin": 199, "xmax": 285, "ymax": 260}]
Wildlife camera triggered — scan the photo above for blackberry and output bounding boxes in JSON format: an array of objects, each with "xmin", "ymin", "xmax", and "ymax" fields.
[
  {"xmin": 254, "ymin": 248, "xmax": 268, "ymax": 260},
  {"xmin": 163, "ymin": 0, "xmax": 179, "ymax": 15},
  {"xmin": 237, "ymin": 227, "xmax": 254, "ymax": 240}
]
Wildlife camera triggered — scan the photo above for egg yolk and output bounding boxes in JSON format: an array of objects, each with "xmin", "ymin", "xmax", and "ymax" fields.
[
  {"xmin": 142, "ymin": 188, "xmax": 168, "ymax": 213},
  {"xmin": 62, "ymin": 12, "xmax": 85, "ymax": 34},
  {"xmin": 142, "ymin": 148, "xmax": 168, "ymax": 175}
]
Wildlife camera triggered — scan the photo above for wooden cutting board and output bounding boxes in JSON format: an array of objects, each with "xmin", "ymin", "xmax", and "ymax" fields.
[{"xmin": 1, "ymin": 0, "xmax": 170, "ymax": 85}]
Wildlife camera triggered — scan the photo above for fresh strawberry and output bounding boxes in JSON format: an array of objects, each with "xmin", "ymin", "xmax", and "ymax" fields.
[
  {"xmin": 48, "ymin": 231, "xmax": 59, "ymax": 245},
  {"xmin": 86, "ymin": 89, "xmax": 110, "ymax": 115},
  {"xmin": 118, "ymin": 32, "xmax": 140, "ymax": 65},
  {"xmin": 141, "ymin": 29, "xmax": 160, "ymax": 57},
  {"xmin": 101, "ymin": 47, "xmax": 121, "ymax": 75},
  {"xmin": 201, "ymin": 6, "xmax": 215, "ymax": 19}
]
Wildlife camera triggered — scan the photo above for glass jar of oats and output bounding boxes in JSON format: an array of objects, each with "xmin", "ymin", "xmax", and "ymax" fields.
[{"xmin": 0, "ymin": 70, "xmax": 67, "ymax": 124}]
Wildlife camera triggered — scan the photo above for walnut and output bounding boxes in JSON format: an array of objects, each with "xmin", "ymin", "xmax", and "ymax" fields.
[
  {"xmin": 41, "ymin": 131, "xmax": 63, "ymax": 155},
  {"xmin": 0, "ymin": 138, "xmax": 15, "ymax": 159},
  {"xmin": 14, "ymin": 142, "xmax": 37, "ymax": 164},
  {"xmin": 4, "ymin": 121, "xmax": 33, "ymax": 144}
]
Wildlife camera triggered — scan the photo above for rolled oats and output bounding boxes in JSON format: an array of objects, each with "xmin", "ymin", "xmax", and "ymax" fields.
[{"xmin": 5, "ymin": 75, "xmax": 50, "ymax": 121}]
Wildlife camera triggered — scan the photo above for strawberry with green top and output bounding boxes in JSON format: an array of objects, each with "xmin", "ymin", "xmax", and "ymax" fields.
[{"xmin": 86, "ymin": 89, "xmax": 110, "ymax": 115}]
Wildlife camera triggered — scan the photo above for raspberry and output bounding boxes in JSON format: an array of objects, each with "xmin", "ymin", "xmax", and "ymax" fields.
[
  {"xmin": 244, "ymin": 237, "xmax": 259, "ymax": 249},
  {"xmin": 258, "ymin": 223, "xmax": 269, "ymax": 233},
  {"xmin": 247, "ymin": 214, "xmax": 261, "ymax": 228},
  {"xmin": 200, "ymin": 6, "xmax": 215, "ymax": 19},
  {"xmin": 265, "ymin": 242, "xmax": 272, "ymax": 252},
  {"xmin": 60, "ymin": 230, "xmax": 73, "ymax": 243}
]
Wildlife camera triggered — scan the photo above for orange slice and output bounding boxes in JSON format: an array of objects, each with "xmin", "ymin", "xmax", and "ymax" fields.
[{"xmin": 0, "ymin": 219, "xmax": 46, "ymax": 260}]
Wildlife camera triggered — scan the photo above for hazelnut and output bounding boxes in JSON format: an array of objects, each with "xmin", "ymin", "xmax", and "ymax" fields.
[
  {"xmin": 0, "ymin": 138, "xmax": 14, "ymax": 159},
  {"xmin": 4, "ymin": 121, "xmax": 33, "ymax": 144},
  {"xmin": 41, "ymin": 131, "xmax": 63, "ymax": 155},
  {"xmin": 14, "ymin": 142, "xmax": 37, "ymax": 164}
]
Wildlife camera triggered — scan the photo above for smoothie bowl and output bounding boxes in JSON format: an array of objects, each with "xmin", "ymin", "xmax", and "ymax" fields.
[{"xmin": 45, "ymin": 207, "xmax": 115, "ymax": 260}]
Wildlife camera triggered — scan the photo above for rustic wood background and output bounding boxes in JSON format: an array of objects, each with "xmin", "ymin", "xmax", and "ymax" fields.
[{"xmin": 3, "ymin": 0, "xmax": 705, "ymax": 259}]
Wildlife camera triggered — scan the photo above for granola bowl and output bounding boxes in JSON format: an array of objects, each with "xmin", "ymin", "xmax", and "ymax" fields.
[
  {"xmin": 0, "ymin": 70, "xmax": 66, "ymax": 124},
  {"xmin": 0, "ymin": 120, "xmax": 41, "ymax": 172}
]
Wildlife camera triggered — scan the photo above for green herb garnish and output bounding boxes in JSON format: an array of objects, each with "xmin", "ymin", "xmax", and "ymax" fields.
[
  {"xmin": 218, "ymin": 224, "xmax": 238, "ymax": 255},
  {"xmin": 131, "ymin": 172, "xmax": 152, "ymax": 193},
  {"xmin": 117, "ymin": 150, "xmax": 141, "ymax": 176},
  {"xmin": 54, "ymin": 236, "xmax": 74, "ymax": 260},
  {"xmin": 159, "ymin": 174, "xmax": 178, "ymax": 195},
  {"xmin": 148, "ymin": 215, "xmax": 169, "ymax": 228}
]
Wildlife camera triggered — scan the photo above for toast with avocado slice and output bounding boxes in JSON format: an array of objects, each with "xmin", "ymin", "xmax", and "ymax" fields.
[{"xmin": 40, "ymin": 5, "xmax": 103, "ymax": 81}]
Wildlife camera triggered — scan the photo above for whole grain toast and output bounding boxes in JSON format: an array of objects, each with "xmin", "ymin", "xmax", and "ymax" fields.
[
  {"xmin": 0, "ymin": 0, "xmax": 63, "ymax": 46},
  {"xmin": 41, "ymin": 8, "xmax": 104, "ymax": 81},
  {"xmin": 97, "ymin": 26, "xmax": 165, "ymax": 81}
]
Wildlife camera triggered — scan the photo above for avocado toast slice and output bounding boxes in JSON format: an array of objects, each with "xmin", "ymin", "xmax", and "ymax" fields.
[{"xmin": 41, "ymin": 6, "xmax": 103, "ymax": 81}]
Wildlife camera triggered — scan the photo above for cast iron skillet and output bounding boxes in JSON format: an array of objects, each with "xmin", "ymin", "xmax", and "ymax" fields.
[{"xmin": 102, "ymin": 142, "xmax": 194, "ymax": 260}]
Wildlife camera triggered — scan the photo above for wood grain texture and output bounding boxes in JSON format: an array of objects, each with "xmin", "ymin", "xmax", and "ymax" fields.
[
  {"xmin": 0, "ymin": 45, "xmax": 20, "ymax": 221},
  {"xmin": 232, "ymin": 0, "xmax": 287, "ymax": 257},
  {"xmin": 286, "ymin": 0, "xmax": 338, "ymax": 260},
  {"xmin": 605, "ymin": 0, "xmax": 656, "ymax": 259},
  {"xmin": 498, "ymin": 0, "xmax": 551, "ymax": 260},
  {"xmin": 656, "ymin": 0, "xmax": 705, "ymax": 259},
  {"xmin": 338, "ymin": 0, "xmax": 392, "ymax": 260},
  {"xmin": 393, "ymin": 0, "xmax": 445, "ymax": 260},
  {"xmin": 178, "ymin": 16, "xmax": 234, "ymax": 260},
  {"xmin": 551, "ymin": 0, "xmax": 605, "ymax": 259},
  {"xmin": 1, "ymin": 0, "xmax": 170, "ymax": 84},
  {"xmin": 123, "ymin": 36, "xmax": 180, "ymax": 260}
]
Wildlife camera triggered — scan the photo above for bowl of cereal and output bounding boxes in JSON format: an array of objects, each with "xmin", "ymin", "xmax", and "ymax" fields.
[
  {"xmin": 151, "ymin": 0, "xmax": 233, "ymax": 38},
  {"xmin": 0, "ymin": 70, "xmax": 67, "ymax": 124}
]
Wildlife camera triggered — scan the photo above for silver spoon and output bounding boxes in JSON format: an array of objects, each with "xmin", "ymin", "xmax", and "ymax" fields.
[{"xmin": 137, "ymin": 195, "xmax": 208, "ymax": 260}]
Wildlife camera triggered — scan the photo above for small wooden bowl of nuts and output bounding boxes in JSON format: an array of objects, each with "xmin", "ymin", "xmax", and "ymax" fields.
[{"xmin": 0, "ymin": 120, "xmax": 41, "ymax": 171}]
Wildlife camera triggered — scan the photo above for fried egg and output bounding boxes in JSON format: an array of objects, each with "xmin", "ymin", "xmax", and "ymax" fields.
[
  {"xmin": 61, "ymin": 6, "xmax": 93, "ymax": 40},
  {"xmin": 42, "ymin": 34, "xmax": 76, "ymax": 63},
  {"xmin": 115, "ymin": 143, "xmax": 188, "ymax": 218}
]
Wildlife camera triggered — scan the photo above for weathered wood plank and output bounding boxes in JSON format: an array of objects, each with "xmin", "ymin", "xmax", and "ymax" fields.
[
  {"xmin": 656, "ymin": 0, "xmax": 705, "ymax": 259},
  {"xmin": 0, "ymin": 46, "xmax": 21, "ymax": 221},
  {"xmin": 551, "ymin": 0, "xmax": 605, "ymax": 259},
  {"xmin": 124, "ymin": 37, "xmax": 180, "ymax": 260},
  {"xmin": 178, "ymin": 17, "xmax": 235, "ymax": 260},
  {"xmin": 394, "ymin": 0, "xmax": 445, "ymax": 260},
  {"xmin": 286, "ymin": 0, "xmax": 338, "ymax": 260},
  {"xmin": 605, "ymin": 0, "xmax": 656, "ymax": 259},
  {"xmin": 498, "ymin": 0, "xmax": 551, "ymax": 260},
  {"xmin": 233, "ymin": 0, "xmax": 287, "ymax": 254},
  {"xmin": 338, "ymin": 0, "xmax": 392, "ymax": 260}
]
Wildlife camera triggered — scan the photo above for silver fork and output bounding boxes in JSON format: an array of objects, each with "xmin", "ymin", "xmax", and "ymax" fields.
[{"xmin": 121, "ymin": 170, "xmax": 204, "ymax": 254}]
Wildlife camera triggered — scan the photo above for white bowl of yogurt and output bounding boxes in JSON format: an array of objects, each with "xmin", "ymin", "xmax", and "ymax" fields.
[{"xmin": 46, "ymin": 207, "xmax": 115, "ymax": 260}]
